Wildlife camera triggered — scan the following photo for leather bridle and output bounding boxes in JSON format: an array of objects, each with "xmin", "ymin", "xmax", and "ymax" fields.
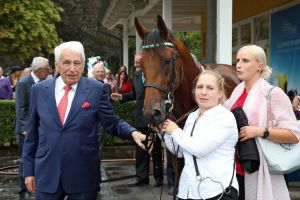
[{"xmin": 141, "ymin": 42, "xmax": 183, "ymax": 113}]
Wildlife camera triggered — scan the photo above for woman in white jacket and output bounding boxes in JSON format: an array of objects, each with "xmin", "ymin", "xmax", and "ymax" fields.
[{"xmin": 162, "ymin": 70, "xmax": 239, "ymax": 200}]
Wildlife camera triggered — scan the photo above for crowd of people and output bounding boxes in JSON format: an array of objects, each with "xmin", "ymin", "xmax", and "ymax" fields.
[{"xmin": 0, "ymin": 41, "xmax": 299, "ymax": 200}]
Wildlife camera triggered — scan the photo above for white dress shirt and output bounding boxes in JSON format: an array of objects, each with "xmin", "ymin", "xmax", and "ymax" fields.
[
  {"xmin": 164, "ymin": 104, "xmax": 239, "ymax": 199},
  {"xmin": 55, "ymin": 76, "xmax": 77, "ymax": 123},
  {"xmin": 31, "ymin": 71, "xmax": 40, "ymax": 83}
]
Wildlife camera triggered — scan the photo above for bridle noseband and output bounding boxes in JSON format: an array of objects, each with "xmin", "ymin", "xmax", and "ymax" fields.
[{"xmin": 141, "ymin": 42, "xmax": 183, "ymax": 113}]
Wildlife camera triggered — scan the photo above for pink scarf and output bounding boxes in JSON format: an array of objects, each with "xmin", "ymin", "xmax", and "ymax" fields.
[{"xmin": 225, "ymin": 78, "xmax": 300, "ymax": 200}]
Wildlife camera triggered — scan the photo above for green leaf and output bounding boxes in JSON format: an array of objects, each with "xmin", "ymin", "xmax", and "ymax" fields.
[{"xmin": 0, "ymin": 0, "xmax": 63, "ymax": 61}]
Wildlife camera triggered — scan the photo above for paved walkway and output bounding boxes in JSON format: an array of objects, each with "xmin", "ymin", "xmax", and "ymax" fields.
[
  {"xmin": 99, "ymin": 161, "xmax": 300, "ymax": 200},
  {"xmin": 99, "ymin": 161, "xmax": 172, "ymax": 200},
  {"xmin": 1, "ymin": 147, "xmax": 300, "ymax": 200}
]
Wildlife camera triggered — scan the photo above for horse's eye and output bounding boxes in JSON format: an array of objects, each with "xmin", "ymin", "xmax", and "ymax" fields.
[{"xmin": 164, "ymin": 58, "xmax": 171, "ymax": 65}]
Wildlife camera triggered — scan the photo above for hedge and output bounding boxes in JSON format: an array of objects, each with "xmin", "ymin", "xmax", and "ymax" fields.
[
  {"xmin": 0, "ymin": 100, "xmax": 16, "ymax": 145},
  {"xmin": 103, "ymin": 101, "xmax": 136, "ymax": 146},
  {"xmin": 0, "ymin": 100, "xmax": 136, "ymax": 146}
]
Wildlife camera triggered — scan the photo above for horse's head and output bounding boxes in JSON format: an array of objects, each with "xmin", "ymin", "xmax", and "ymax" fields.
[{"xmin": 134, "ymin": 15, "xmax": 183, "ymax": 125}]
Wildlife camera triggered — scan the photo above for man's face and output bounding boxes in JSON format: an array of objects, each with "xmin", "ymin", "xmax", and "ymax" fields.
[
  {"xmin": 105, "ymin": 70, "xmax": 112, "ymax": 80},
  {"xmin": 134, "ymin": 55, "xmax": 142, "ymax": 71},
  {"xmin": 93, "ymin": 64, "xmax": 106, "ymax": 81},
  {"xmin": 35, "ymin": 63, "xmax": 50, "ymax": 80},
  {"xmin": 56, "ymin": 50, "xmax": 84, "ymax": 85}
]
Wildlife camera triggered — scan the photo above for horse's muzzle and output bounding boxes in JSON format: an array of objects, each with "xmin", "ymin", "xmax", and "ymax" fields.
[{"xmin": 143, "ymin": 100, "xmax": 168, "ymax": 126}]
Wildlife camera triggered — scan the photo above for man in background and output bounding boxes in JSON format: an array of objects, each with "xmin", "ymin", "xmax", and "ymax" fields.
[
  {"xmin": 15, "ymin": 56, "xmax": 49, "ymax": 199},
  {"xmin": 92, "ymin": 62, "xmax": 111, "ymax": 170},
  {"xmin": 0, "ymin": 66, "xmax": 13, "ymax": 100},
  {"xmin": 92, "ymin": 62, "xmax": 111, "ymax": 97}
]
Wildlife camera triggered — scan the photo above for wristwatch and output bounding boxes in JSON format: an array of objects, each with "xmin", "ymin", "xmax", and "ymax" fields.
[{"xmin": 262, "ymin": 128, "xmax": 270, "ymax": 139}]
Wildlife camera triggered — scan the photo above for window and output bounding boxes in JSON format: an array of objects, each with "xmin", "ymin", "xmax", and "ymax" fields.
[
  {"xmin": 241, "ymin": 23, "xmax": 251, "ymax": 44},
  {"xmin": 254, "ymin": 14, "xmax": 269, "ymax": 42},
  {"xmin": 232, "ymin": 27, "xmax": 238, "ymax": 47}
]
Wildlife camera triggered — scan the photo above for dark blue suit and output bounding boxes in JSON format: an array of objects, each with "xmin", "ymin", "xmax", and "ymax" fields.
[
  {"xmin": 122, "ymin": 71, "xmax": 163, "ymax": 185},
  {"xmin": 15, "ymin": 74, "xmax": 35, "ymax": 195},
  {"xmin": 22, "ymin": 77, "xmax": 136, "ymax": 195}
]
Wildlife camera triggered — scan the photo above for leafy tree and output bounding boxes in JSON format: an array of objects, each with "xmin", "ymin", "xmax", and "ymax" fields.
[
  {"xmin": 175, "ymin": 32, "xmax": 201, "ymax": 61},
  {"xmin": 0, "ymin": 0, "xmax": 63, "ymax": 61}
]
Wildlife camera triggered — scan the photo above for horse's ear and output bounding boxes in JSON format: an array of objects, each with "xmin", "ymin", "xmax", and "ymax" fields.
[
  {"xmin": 134, "ymin": 17, "xmax": 148, "ymax": 39},
  {"xmin": 157, "ymin": 15, "xmax": 169, "ymax": 41}
]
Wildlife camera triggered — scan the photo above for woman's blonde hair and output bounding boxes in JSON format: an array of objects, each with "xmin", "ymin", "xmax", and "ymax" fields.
[
  {"xmin": 238, "ymin": 45, "xmax": 272, "ymax": 80},
  {"xmin": 192, "ymin": 70, "xmax": 227, "ymax": 104}
]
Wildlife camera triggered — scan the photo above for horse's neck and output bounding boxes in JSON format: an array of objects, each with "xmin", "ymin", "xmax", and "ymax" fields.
[{"xmin": 172, "ymin": 54, "xmax": 199, "ymax": 122}]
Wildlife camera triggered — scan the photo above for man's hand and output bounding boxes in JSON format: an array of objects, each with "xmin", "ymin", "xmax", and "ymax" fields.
[
  {"xmin": 131, "ymin": 131, "xmax": 146, "ymax": 150},
  {"xmin": 111, "ymin": 93, "xmax": 122, "ymax": 102},
  {"xmin": 25, "ymin": 176, "xmax": 35, "ymax": 193}
]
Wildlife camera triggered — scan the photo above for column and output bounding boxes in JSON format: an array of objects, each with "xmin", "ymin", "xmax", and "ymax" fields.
[{"xmin": 216, "ymin": 0, "xmax": 233, "ymax": 65}]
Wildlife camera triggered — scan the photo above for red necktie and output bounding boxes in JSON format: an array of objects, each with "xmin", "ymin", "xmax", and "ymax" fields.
[{"xmin": 57, "ymin": 85, "xmax": 72, "ymax": 124}]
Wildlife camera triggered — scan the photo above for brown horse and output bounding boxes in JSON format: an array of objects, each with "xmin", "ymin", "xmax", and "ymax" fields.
[
  {"xmin": 134, "ymin": 15, "xmax": 240, "ymax": 191},
  {"xmin": 134, "ymin": 15, "xmax": 239, "ymax": 126}
]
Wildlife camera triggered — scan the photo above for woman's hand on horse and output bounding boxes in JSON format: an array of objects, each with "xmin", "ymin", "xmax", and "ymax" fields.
[
  {"xmin": 239, "ymin": 126, "xmax": 264, "ymax": 141},
  {"xmin": 161, "ymin": 119, "xmax": 179, "ymax": 134}
]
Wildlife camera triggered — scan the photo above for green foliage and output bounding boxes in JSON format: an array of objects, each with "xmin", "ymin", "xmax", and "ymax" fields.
[
  {"xmin": 0, "ymin": 0, "xmax": 63, "ymax": 61},
  {"xmin": 0, "ymin": 100, "xmax": 16, "ymax": 145},
  {"xmin": 175, "ymin": 32, "xmax": 201, "ymax": 61},
  {"xmin": 113, "ymin": 101, "xmax": 135, "ymax": 125},
  {"xmin": 104, "ymin": 101, "xmax": 136, "ymax": 146},
  {"xmin": 0, "ymin": 100, "xmax": 136, "ymax": 146}
]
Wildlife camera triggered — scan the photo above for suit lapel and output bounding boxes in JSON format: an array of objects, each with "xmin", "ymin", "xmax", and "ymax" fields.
[
  {"xmin": 45, "ymin": 78, "xmax": 62, "ymax": 127},
  {"xmin": 64, "ymin": 78, "xmax": 90, "ymax": 128}
]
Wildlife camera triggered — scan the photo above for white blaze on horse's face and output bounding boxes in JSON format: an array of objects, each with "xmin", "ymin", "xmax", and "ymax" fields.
[{"xmin": 194, "ymin": 74, "xmax": 222, "ymax": 113}]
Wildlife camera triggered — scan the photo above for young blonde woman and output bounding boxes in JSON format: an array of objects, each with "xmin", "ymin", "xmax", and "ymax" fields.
[
  {"xmin": 225, "ymin": 44, "xmax": 300, "ymax": 200},
  {"xmin": 162, "ymin": 70, "xmax": 239, "ymax": 200}
]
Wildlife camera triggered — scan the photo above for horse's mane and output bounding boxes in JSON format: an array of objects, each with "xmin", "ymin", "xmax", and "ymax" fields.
[{"xmin": 141, "ymin": 28, "xmax": 175, "ymax": 46}]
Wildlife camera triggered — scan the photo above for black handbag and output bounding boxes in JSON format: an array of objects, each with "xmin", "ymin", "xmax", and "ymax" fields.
[{"xmin": 231, "ymin": 106, "xmax": 260, "ymax": 173}]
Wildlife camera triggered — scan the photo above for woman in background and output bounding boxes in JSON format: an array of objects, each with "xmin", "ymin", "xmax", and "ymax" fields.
[{"xmin": 118, "ymin": 71, "xmax": 132, "ymax": 94}]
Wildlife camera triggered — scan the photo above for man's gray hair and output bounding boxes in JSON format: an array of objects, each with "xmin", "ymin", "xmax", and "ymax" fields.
[
  {"xmin": 54, "ymin": 41, "xmax": 85, "ymax": 64},
  {"xmin": 31, "ymin": 57, "xmax": 49, "ymax": 71}
]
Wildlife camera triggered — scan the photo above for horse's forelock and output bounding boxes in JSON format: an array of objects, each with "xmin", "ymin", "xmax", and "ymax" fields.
[{"xmin": 142, "ymin": 28, "xmax": 175, "ymax": 46}]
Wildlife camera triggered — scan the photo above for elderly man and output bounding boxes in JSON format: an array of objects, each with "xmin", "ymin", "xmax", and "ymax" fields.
[
  {"xmin": 15, "ymin": 56, "xmax": 49, "ymax": 199},
  {"xmin": 0, "ymin": 66, "xmax": 13, "ymax": 99},
  {"xmin": 22, "ymin": 41, "xmax": 146, "ymax": 200},
  {"xmin": 92, "ymin": 62, "xmax": 111, "ymax": 96}
]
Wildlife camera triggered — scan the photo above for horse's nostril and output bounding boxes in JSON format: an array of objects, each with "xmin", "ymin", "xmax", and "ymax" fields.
[
  {"xmin": 152, "ymin": 109, "xmax": 162, "ymax": 125},
  {"xmin": 153, "ymin": 109, "xmax": 161, "ymax": 117}
]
